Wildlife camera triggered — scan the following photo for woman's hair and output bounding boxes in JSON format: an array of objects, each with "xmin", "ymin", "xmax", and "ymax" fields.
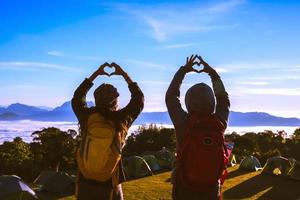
[
  {"xmin": 95, "ymin": 106, "xmax": 128, "ymax": 133},
  {"xmin": 93, "ymin": 83, "xmax": 119, "ymax": 110}
]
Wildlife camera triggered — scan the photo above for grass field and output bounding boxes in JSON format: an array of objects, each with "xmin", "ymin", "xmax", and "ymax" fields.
[{"xmin": 40, "ymin": 165, "xmax": 300, "ymax": 200}]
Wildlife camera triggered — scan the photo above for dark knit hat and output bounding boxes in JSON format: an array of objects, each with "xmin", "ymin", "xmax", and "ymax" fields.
[{"xmin": 185, "ymin": 83, "xmax": 216, "ymax": 115}]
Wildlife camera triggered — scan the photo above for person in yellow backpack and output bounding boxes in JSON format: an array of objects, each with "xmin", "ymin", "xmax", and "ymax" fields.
[{"xmin": 72, "ymin": 62, "xmax": 144, "ymax": 200}]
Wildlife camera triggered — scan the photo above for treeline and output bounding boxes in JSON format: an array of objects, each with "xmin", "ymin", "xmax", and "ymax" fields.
[
  {"xmin": 0, "ymin": 128, "xmax": 78, "ymax": 182},
  {"xmin": 226, "ymin": 129, "xmax": 300, "ymax": 164},
  {"xmin": 0, "ymin": 126, "xmax": 299, "ymax": 182}
]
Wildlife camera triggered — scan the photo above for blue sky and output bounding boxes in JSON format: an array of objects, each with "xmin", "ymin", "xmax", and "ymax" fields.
[{"xmin": 0, "ymin": 0, "xmax": 300, "ymax": 117}]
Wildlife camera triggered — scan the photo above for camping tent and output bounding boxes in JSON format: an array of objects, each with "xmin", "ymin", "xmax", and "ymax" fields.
[
  {"xmin": 156, "ymin": 148, "xmax": 175, "ymax": 170},
  {"xmin": 262, "ymin": 156, "xmax": 292, "ymax": 176},
  {"xmin": 142, "ymin": 155, "xmax": 161, "ymax": 172},
  {"xmin": 122, "ymin": 156, "xmax": 153, "ymax": 180},
  {"xmin": 239, "ymin": 156, "xmax": 262, "ymax": 171},
  {"xmin": 0, "ymin": 175, "xmax": 38, "ymax": 200},
  {"xmin": 34, "ymin": 171, "xmax": 75, "ymax": 195},
  {"xmin": 34, "ymin": 170, "xmax": 57, "ymax": 185},
  {"xmin": 228, "ymin": 154, "xmax": 237, "ymax": 167},
  {"xmin": 287, "ymin": 160, "xmax": 300, "ymax": 181}
]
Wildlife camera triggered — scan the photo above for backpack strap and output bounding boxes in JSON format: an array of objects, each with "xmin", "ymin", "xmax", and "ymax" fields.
[
  {"xmin": 176, "ymin": 114, "xmax": 199, "ymax": 184},
  {"xmin": 177, "ymin": 115, "xmax": 197, "ymax": 157},
  {"xmin": 78, "ymin": 115, "xmax": 88, "ymax": 157},
  {"xmin": 220, "ymin": 168, "xmax": 228, "ymax": 185}
]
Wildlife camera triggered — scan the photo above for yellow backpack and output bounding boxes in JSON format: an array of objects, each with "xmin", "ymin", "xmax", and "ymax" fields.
[{"xmin": 77, "ymin": 113, "xmax": 123, "ymax": 182}]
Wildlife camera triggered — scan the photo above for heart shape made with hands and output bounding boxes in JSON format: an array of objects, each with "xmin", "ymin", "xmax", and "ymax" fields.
[
  {"xmin": 193, "ymin": 56, "xmax": 204, "ymax": 73},
  {"xmin": 103, "ymin": 64, "xmax": 116, "ymax": 76},
  {"xmin": 192, "ymin": 62, "xmax": 205, "ymax": 73}
]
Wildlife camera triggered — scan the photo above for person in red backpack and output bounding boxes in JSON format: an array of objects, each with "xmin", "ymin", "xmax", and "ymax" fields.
[{"xmin": 165, "ymin": 55, "xmax": 230, "ymax": 200}]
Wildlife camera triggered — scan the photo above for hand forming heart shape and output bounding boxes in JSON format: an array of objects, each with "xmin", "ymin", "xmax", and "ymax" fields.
[
  {"xmin": 103, "ymin": 64, "xmax": 116, "ymax": 76},
  {"xmin": 192, "ymin": 61, "xmax": 205, "ymax": 73},
  {"xmin": 99, "ymin": 62, "xmax": 125, "ymax": 77},
  {"xmin": 185, "ymin": 55, "xmax": 205, "ymax": 73}
]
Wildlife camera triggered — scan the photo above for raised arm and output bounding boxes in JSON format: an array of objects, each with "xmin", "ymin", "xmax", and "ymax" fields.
[
  {"xmin": 199, "ymin": 56, "xmax": 230, "ymax": 127},
  {"xmin": 165, "ymin": 55, "xmax": 199, "ymax": 126},
  {"xmin": 111, "ymin": 63, "xmax": 144, "ymax": 126},
  {"xmin": 71, "ymin": 63, "xmax": 110, "ymax": 121}
]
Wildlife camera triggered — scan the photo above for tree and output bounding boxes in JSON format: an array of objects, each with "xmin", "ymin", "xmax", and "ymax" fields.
[
  {"xmin": 293, "ymin": 128, "xmax": 300, "ymax": 141},
  {"xmin": 234, "ymin": 136, "xmax": 256, "ymax": 158},
  {"xmin": 0, "ymin": 137, "xmax": 33, "ymax": 181},
  {"xmin": 31, "ymin": 127, "xmax": 78, "ymax": 171},
  {"xmin": 123, "ymin": 125, "xmax": 176, "ymax": 156}
]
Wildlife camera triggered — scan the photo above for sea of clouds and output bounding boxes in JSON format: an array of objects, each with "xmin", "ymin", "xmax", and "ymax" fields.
[{"xmin": 0, "ymin": 120, "xmax": 298, "ymax": 144}]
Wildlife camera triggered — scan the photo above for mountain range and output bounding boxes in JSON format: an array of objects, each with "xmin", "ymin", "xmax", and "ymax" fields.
[{"xmin": 0, "ymin": 102, "xmax": 300, "ymax": 126}]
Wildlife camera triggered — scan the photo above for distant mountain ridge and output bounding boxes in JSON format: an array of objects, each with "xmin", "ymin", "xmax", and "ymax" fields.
[
  {"xmin": 0, "ymin": 102, "xmax": 300, "ymax": 126},
  {"xmin": 3, "ymin": 103, "xmax": 47, "ymax": 116}
]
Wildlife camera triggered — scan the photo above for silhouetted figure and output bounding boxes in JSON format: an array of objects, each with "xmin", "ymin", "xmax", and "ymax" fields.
[
  {"xmin": 72, "ymin": 62, "xmax": 144, "ymax": 200},
  {"xmin": 166, "ymin": 55, "xmax": 230, "ymax": 200}
]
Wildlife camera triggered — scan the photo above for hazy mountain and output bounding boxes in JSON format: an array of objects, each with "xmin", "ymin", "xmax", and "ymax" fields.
[
  {"xmin": 0, "ymin": 106, "xmax": 6, "ymax": 114},
  {"xmin": 3, "ymin": 103, "xmax": 48, "ymax": 116},
  {"xmin": 229, "ymin": 111, "xmax": 300, "ymax": 126},
  {"xmin": 0, "ymin": 112, "xmax": 20, "ymax": 120},
  {"xmin": 37, "ymin": 106, "xmax": 53, "ymax": 111},
  {"xmin": 135, "ymin": 111, "xmax": 300, "ymax": 126},
  {"xmin": 0, "ymin": 102, "xmax": 300, "ymax": 126},
  {"xmin": 29, "ymin": 101, "xmax": 94, "ymax": 121},
  {"xmin": 52, "ymin": 101, "xmax": 94, "ymax": 112},
  {"xmin": 135, "ymin": 112, "xmax": 171, "ymax": 124}
]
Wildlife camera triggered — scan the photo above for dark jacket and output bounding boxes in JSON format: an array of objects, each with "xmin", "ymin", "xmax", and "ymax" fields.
[
  {"xmin": 72, "ymin": 78, "xmax": 144, "ymax": 200},
  {"xmin": 165, "ymin": 67, "xmax": 230, "ymax": 200},
  {"xmin": 72, "ymin": 78, "xmax": 144, "ymax": 132},
  {"xmin": 165, "ymin": 67, "xmax": 230, "ymax": 145}
]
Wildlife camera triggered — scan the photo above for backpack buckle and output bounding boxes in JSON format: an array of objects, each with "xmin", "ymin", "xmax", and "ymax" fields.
[{"xmin": 202, "ymin": 137, "xmax": 213, "ymax": 146}]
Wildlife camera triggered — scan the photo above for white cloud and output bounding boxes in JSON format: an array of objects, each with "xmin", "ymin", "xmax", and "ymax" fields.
[
  {"xmin": 215, "ymin": 67, "xmax": 229, "ymax": 73},
  {"xmin": 220, "ymin": 60, "xmax": 300, "ymax": 71},
  {"xmin": 253, "ymin": 76, "xmax": 300, "ymax": 81},
  {"xmin": 117, "ymin": 0, "xmax": 245, "ymax": 41},
  {"xmin": 162, "ymin": 43, "xmax": 199, "ymax": 49},
  {"xmin": 47, "ymin": 50, "xmax": 101, "ymax": 61},
  {"xmin": 122, "ymin": 58, "xmax": 229, "ymax": 73},
  {"xmin": 205, "ymin": 0, "xmax": 246, "ymax": 13},
  {"xmin": 218, "ymin": 61, "xmax": 300, "ymax": 80},
  {"xmin": 240, "ymin": 81, "xmax": 270, "ymax": 86},
  {"xmin": 47, "ymin": 50, "xmax": 65, "ymax": 57},
  {"xmin": 138, "ymin": 80, "xmax": 170, "ymax": 85},
  {"xmin": 242, "ymin": 88, "xmax": 300, "ymax": 96},
  {"xmin": 0, "ymin": 61, "xmax": 79, "ymax": 72},
  {"xmin": 146, "ymin": 18, "xmax": 167, "ymax": 41}
]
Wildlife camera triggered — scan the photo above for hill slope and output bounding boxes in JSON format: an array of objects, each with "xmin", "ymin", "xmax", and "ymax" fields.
[{"xmin": 40, "ymin": 165, "xmax": 300, "ymax": 200}]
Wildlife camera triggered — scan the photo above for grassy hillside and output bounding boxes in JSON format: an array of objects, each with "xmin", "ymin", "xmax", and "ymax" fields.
[{"xmin": 41, "ymin": 165, "xmax": 300, "ymax": 200}]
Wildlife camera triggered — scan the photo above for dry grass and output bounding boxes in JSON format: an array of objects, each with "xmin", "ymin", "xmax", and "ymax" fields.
[{"xmin": 41, "ymin": 165, "xmax": 300, "ymax": 200}]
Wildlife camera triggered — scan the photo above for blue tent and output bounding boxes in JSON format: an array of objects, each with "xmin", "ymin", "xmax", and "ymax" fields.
[
  {"xmin": 239, "ymin": 156, "xmax": 262, "ymax": 171},
  {"xmin": 0, "ymin": 175, "xmax": 38, "ymax": 200}
]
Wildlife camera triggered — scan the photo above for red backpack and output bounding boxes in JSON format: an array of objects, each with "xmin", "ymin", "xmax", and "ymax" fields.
[{"xmin": 176, "ymin": 114, "xmax": 229, "ymax": 192}]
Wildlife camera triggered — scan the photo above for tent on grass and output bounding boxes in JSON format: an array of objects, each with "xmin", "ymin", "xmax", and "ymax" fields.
[
  {"xmin": 142, "ymin": 155, "xmax": 161, "ymax": 172},
  {"xmin": 156, "ymin": 148, "xmax": 175, "ymax": 170},
  {"xmin": 0, "ymin": 175, "xmax": 38, "ymax": 200},
  {"xmin": 262, "ymin": 156, "xmax": 292, "ymax": 176},
  {"xmin": 225, "ymin": 142, "xmax": 236, "ymax": 167},
  {"xmin": 122, "ymin": 156, "xmax": 153, "ymax": 180},
  {"xmin": 239, "ymin": 156, "xmax": 262, "ymax": 171},
  {"xmin": 33, "ymin": 170, "xmax": 57, "ymax": 186},
  {"xmin": 228, "ymin": 154, "xmax": 237, "ymax": 167},
  {"xmin": 34, "ymin": 171, "xmax": 75, "ymax": 195},
  {"xmin": 288, "ymin": 160, "xmax": 300, "ymax": 181}
]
